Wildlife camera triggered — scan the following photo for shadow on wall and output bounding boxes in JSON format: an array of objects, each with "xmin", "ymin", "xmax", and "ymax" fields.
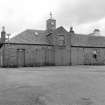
[{"xmin": 1, "ymin": 63, "xmax": 55, "ymax": 68}]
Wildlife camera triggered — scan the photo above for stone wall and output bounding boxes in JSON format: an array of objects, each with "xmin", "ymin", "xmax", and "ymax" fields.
[
  {"xmin": 1, "ymin": 44, "xmax": 55, "ymax": 67},
  {"xmin": 83, "ymin": 48, "xmax": 105, "ymax": 65},
  {"xmin": 71, "ymin": 47, "xmax": 84, "ymax": 65},
  {"xmin": 0, "ymin": 43, "xmax": 71, "ymax": 67},
  {"xmin": 1, "ymin": 43, "xmax": 105, "ymax": 67},
  {"xmin": 54, "ymin": 46, "xmax": 71, "ymax": 66},
  {"xmin": 71, "ymin": 47, "xmax": 105, "ymax": 65}
]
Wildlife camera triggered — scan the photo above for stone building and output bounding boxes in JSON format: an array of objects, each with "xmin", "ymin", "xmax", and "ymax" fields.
[{"xmin": 0, "ymin": 15, "xmax": 105, "ymax": 67}]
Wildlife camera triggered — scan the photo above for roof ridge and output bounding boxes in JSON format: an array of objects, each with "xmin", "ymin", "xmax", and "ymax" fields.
[{"xmin": 26, "ymin": 29, "xmax": 46, "ymax": 32}]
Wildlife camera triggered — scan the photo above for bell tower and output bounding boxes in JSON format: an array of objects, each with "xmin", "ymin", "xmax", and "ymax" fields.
[{"xmin": 46, "ymin": 12, "xmax": 56, "ymax": 33}]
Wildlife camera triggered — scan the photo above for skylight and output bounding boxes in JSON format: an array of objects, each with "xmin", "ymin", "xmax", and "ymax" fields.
[{"xmin": 34, "ymin": 32, "xmax": 39, "ymax": 35}]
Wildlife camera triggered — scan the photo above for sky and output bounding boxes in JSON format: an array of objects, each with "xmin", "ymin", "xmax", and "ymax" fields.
[{"xmin": 0, "ymin": 0, "xmax": 105, "ymax": 36}]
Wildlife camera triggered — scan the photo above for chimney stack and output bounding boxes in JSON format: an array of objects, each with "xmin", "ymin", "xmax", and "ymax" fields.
[
  {"xmin": 70, "ymin": 27, "xmax": 74, "ymax": 34},
  {"xmin": 1, "ymin": 26, "xmax": 6, "ymax": 43},
  {"xmin": 93, "ymin": 29, "xmax": 100, "ymax": 36}
]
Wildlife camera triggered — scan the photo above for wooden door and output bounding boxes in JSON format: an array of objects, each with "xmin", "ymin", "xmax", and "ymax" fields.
[{"xmin": 17, "ymin": 49, "xmax": 25, "ymax": 67}]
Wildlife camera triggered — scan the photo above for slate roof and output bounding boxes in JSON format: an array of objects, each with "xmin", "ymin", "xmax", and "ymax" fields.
[
  {"xmin": 71, "ymin": 34, "xmax": 89, "ymax": 46},
  {"xmin": 52, "ymin": 26, "xmax": 68, "ymax": 34},
  {"xmin": 10, "ymin": 29, "xmax": 49, "ymax": 44},
  {"xmin": 9, "ymin": 26, "xmax": 105, "ymax": 47},
  {"xmin": 10, "ymin": 26, "xmax": 68, "ymax": 45},
  {"xmin": 71, "ymin": 33, "xmax": 105, "ymax": 47}
]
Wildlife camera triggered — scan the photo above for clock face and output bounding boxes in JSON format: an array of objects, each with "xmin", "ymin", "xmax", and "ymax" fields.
[{"xmin": 51, "ymin": 22, "xmax": 54, "ymax": 25}]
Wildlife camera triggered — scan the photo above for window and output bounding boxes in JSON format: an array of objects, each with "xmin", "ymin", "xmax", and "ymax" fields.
[
  {"xmin": 57, "ymin": 35, "xmax": 65, "ymax": 46},
  {"xmin": 17, "ymin": 49, "xmax": 25, "ymax": 52},
  {"xmin": 93, "ymin": 53, "xmax": 97, "ymax": 59},
  {"xmin": 92, "ymin": 50, "xmax": 97, "ymax": 59}
]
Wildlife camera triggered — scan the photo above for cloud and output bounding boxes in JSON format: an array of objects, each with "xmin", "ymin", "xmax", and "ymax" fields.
[
  {"xmin": 75, "ymin": 17, "xmax": 105, "ymax": 35},
  {"xmin": 57, "ymin": 0, "xmax": 105, "ymax": 24},
  {"xmin": 0, "ymin": 0, "xmax": 105, "ymax": 35}
]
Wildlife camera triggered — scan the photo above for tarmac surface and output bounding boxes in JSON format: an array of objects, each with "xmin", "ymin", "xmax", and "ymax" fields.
[{"xmin": 0, "ymin": 66, "xmax": 105, "ymax": 105}]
